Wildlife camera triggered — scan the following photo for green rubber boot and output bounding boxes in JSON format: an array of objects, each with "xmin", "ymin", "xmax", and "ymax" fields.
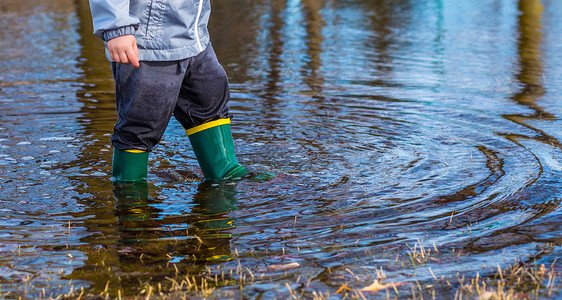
[
  {"xmin": 186, "ymin": 118, "xmax": 248, "ymax": 181},
  {"xmin": 112, "ymin": 148, "xmax": 149, "ymax": 182}
]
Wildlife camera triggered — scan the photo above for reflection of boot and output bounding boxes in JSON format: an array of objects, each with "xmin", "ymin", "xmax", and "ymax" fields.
[
  {"xmin": 190, "ymin": 181, "xmax": 239, "ymax": 261},
  {"xmin": 112, "ymin": 148, "xmax": 149, "ymax": 182},
  {"xmin": 113, "ymin": 181, "xmax": 153, "ymax": 222},
  {"xmin": 186, "ymin": 118, "xmax": 248, "ymax": 181},
  {"xmin": 192, "ymin": 181, "xmax": 238, "ymax": 231}
]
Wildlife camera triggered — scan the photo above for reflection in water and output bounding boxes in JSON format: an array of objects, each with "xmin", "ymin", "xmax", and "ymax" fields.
[
  {"xmin": 114, "ymin": 181, "xmax": 237, "ymax": 263},
  {"xmin": 470, "ymin": 0, "xmax": 562, "ymax": 254},
  {"xmin": 504, "ymin": 0, "xmax": 551, "ymax": 133},
  {"xmin": 73, "ymin": 0, "xmax": 115, "ymax": 173},
  {"xmin": 0, "ymin": 0, "xmax": 561, "ymax": 298},
  {"xmin": 301, "ymin": 0, "xmax": 324, "ymax": 95},
  {"xmin": 516, "ymin": 0, "xmax": 545, "ymax": 95},
  {"xmin": 68, "ymin": 181, "xmax": 239, "ymax": 296}
]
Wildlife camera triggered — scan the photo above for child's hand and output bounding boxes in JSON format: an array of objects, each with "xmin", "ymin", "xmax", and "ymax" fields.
[{"xmin": 107, "ymin": 35, "xmax": 140, "ymax": 68}]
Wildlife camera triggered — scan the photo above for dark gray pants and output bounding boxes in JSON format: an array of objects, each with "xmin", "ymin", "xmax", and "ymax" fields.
[{"xmin": 111, "ymin": 44, "xmax": 230, "ymax": 152}]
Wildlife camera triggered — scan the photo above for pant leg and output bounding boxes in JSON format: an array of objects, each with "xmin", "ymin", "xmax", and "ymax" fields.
[
  {"xmin": 173, "ymin": 44, "xmax": 231, "ymax": 129},
  {"xmin": 112, "ymin": 60, "xmax": 188, "ymax": 151}
]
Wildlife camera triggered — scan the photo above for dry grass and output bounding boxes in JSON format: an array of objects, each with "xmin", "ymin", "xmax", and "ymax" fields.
[
  {"xmin": 406, "ymin": 239, "xmax": 440, "ymax": 268},
  {"xmin": 454, "ymin": 260, "xmax": 558, "ymax": 300},
  {"xmin": 1, "ymin": 241, "xmax": 559, "ymax": 299}
]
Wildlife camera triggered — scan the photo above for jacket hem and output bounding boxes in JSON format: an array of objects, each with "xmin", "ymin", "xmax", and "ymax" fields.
[{"xmin": 104, "ymin": 36, "xmax": 210, "ymax": 62}]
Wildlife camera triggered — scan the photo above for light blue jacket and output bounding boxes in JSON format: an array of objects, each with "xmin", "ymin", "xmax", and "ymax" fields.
[{"xmin": 88, "ymin": 0, "xmax": 211, "ymax": 61}]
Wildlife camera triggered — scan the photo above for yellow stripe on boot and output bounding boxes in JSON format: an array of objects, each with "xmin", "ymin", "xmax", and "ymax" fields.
[
  {"xmin": 185, "ymin": 119, "xmax": 231, "ymax": 136},
  {"xmin": 125, "ymin": 149, "xmax": 146, "ymax": 153}
]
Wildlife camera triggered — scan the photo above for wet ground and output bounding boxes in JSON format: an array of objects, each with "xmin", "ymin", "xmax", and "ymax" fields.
[{"xmin": 0, "ymin": 0, "xmax": 561, "ymax": 298}]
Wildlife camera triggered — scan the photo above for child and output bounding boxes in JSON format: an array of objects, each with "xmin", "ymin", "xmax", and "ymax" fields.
[{"xmin": 88, "ymin": 0, "xmax": 248, "ymax": 181}]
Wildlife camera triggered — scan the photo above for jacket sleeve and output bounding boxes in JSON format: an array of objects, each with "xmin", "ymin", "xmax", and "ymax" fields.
[{"xmin": 88, "ymin": 0, "xmax": 141, "ymax": 41}]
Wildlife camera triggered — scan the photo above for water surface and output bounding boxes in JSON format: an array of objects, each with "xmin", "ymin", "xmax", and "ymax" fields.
[{"xmin": 0, "ymin": 0, "xmax": 561, "ymax": 298}]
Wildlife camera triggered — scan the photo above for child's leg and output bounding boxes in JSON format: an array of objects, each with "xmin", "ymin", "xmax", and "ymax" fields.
[
  {"xmin": 173, "ymin": 44, "xmax": 230, "ymax": 128},
  {"xmin": 111, "ymin": 60, "xmax": 187, "ymax": 181},
  {"xmin": 112, "ymin": 61, "xmax": 187, "ymax": 151},
  {"xmin": 173, "ymin": 44, "xmax": 247, "ymax": 180}
]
